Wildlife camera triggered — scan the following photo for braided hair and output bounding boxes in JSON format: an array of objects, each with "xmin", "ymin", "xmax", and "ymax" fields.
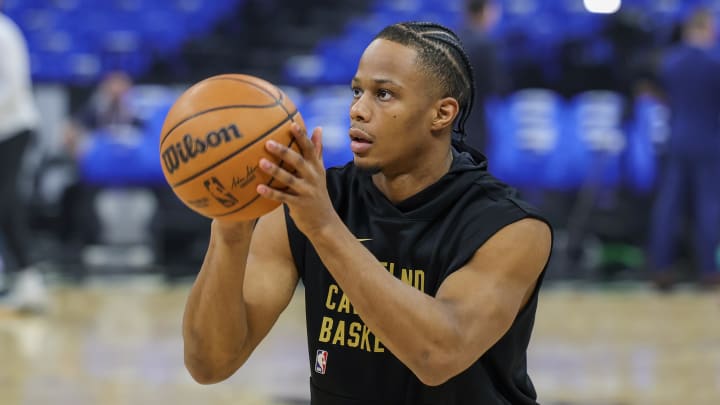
[{"xmin": 374, "ymin": 21, "xmax": 476, "ymax": 142}]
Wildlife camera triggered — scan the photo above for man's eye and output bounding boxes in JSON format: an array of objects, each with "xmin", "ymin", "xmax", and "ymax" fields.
[
  {"xmin": 351, "ymin": 88, "xmax": 362, "ymax": 98},
  {"xmin": 377, "ymin": 89, "xmax": 392, "ymax": 101}
]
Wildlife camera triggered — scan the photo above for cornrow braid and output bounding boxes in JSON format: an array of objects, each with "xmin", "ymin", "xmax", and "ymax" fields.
[{"xmin": 374, "ymin": 21, "xmax": 476, "ymax": 141}]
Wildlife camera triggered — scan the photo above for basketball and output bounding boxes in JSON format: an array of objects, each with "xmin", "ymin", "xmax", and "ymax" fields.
[{"xmin": 159, "ymin": 74, "xmax": 304, "ymax": 221}]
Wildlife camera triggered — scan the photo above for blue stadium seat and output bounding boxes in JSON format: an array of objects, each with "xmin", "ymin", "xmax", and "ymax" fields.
[
  {"xmin": 79, "ymin": 92, "xmax": 174, "ymax": 186},
  {"xmin": 139, "ymin": 11, "xmax": 190, "ymax": 52},
  {"xmin": 16, "ymin": 8, "xmax": 62, "ymax": 33},
  {"xmin": 14, "ymin": 0, "xmax": 244, "ymax": 83},
  {"xmin": 301, "ymin": 87, "xmax": 353, "ymax": 168},
  {"xmin": 503, "ymin": 0, "xmax": 540, "ymax": 17},
  {"xmin": 79, "ymin": 126, "xmax": 165, "ymax": 186},
  {"xmin": 343, "ymin": 14, "xmax": 396, "ymax": 44},
  {"xmin": 565, "ymin": 90, "xmax": 627, "ymax": 189},
  {"xmin": 489, "ymin": 89, "xmax": 569, "ymax": 190},
  {"xmin": 371, "ymin": 0, "xmax": 423, "ymax": 15},
  {"xmin": 283, "ymin": 55, "xmax": 326, "ymax": 87},
  {"xmin": 99, "ymin": 30, "xmax": 151, "ymax": 76},
  {"xmin": 316, "ymin": 37, "xmax": 364, "ymax": 84},
  {"xmin": 126, "ymin": 85, "xmax": 182, "ymax": 122}
]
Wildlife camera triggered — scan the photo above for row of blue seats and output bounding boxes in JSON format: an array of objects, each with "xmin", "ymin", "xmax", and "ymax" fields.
[
  {"xmin": 370, "ymin": 0, "xmax": 720, "ymax": 16},
  {"xmin": 9, "ymin": 1, "xmax": 242, "ymax": 83},
  {"xmin": 297, "ymin": 88, "xmax": 666, "ymax": 194},
  {"xmin": 79, "ymin": 85, "xmax": 354, "ymax": 185},
  {"xmin": 78, "ymin": 86, "xmax": 666, "ymax": 197},
  {"xmin": 284, "ymin": 0, "xmax": 720, "ymax": 86},
  {"xmin": 5, "ymin": 0, "xmax": 231, "ymax": 14},
  {"xmin": 487, "ymin": 90, "xmax": 664, "ymax": 193}
]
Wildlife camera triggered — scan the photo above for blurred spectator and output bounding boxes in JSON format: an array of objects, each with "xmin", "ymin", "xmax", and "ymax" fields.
[
  {"xmin": 59, "ymin": 71, "xmax": 144, "ymax": 247},
  {"xmin": 648, "ymin": 8, "xmax": 720, "ymax": 290},
  {"xmin": 459, "ymin": 0, "xmax": 509, "ymax": 154},
  {"xmin": 603, "ymin": 9, "xmax": 660, "ymax": 108},
  {"xmin": 63, "ymin": 71, "xmax": 143, "ymax": 157},
  {"xmin": 0, "ymin": 8, "xmax": 48, "ymax": 312}
]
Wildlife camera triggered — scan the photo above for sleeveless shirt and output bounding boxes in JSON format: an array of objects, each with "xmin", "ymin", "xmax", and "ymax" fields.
[{"xmin": 285, "ymin": 144, "xmax": 551, "ymax": 404}]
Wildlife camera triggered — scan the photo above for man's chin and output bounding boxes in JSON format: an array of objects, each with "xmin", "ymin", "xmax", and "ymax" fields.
[{"xmin": 353, "ymin": 158, "xmax": 381, "ymax": 175}]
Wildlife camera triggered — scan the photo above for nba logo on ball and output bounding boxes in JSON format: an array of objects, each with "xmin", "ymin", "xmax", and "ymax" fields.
[{"xmin": 315, "ymin": 350, "xmax": 328, "ymax": 374}]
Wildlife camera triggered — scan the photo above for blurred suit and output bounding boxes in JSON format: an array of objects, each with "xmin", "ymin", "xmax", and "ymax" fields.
[
  {"xmin": 459, "ymin": 0, "xmax": 509, "ymax": 154},
  {"xmin": 460, "ymin": 27, "xmax": 510, "ymax": 153},
  {"xmin": 649, "ymin": 40, "xmax": 720, "ymax": 281}
]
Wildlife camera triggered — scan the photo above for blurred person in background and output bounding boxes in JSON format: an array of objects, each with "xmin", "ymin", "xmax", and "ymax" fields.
[
  {"xmin": 62, "ymin": 71, "xmax": 143, "ymax": 157},
  {"xmin": 459, "ymin": 0, "xmax": 509, "ymax": 154},
  {"xmin": 0, "ymin": 6, "xmax": 48, "ymax": 312},
  {"xmin": 648, "ymin": 8, "xmax": 720, "ymax": 290},
  {"xmin": 59, "ymin": 71, "xmax": 144, "ymax": 247}
]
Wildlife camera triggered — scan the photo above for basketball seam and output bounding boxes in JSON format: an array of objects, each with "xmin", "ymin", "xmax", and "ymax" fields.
[
  {"xmin": 204, "ymin": 76, "xmax": 284, "ymax": 103},
  {"xmin": 160, "ymin": 102, "xmax": 281, "ymax": 146},
  {"xmin": 214, "ymin": 137, "xmax": 298, "ymax": 218},
  {"xmin": 171, "ymin": 110, "xmax": 299, "ymax": 188},
  {"xmin": 204, "ymin": 76, "xmax": 296, "ymax": 120}
]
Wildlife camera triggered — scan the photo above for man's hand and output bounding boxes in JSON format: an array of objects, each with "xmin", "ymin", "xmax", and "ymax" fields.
[{"xmin": 256, "ymin": 123, "xmax": 339, "ymax": 237}]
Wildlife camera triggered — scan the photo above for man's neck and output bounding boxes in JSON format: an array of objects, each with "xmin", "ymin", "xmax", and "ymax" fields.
[{"xmin": 371, "ymin": 148, "xmax": 454, "ymax": 204}]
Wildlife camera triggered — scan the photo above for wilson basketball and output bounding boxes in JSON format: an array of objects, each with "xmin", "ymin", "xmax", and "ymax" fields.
[{"xmin": 159, "ymin": 74, "xmax": 304, "ymax": 221}]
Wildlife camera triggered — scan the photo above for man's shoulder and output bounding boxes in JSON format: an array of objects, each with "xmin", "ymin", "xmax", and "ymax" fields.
[{"xmin": 464, "ymin": 172, "xmax": 547, "ymax": 224}]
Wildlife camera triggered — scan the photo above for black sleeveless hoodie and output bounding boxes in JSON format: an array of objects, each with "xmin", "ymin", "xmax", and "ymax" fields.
[{"xmin": 285, "ymin": 144, "xmax": 551, "ymax": 404}]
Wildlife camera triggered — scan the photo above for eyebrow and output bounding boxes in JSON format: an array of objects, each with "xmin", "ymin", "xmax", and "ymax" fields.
[{"xmin": 352, "ymin": 77, "xmax": 401, "ymax": 87}]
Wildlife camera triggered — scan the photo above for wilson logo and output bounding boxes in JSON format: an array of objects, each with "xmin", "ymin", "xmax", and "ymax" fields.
[{"xmin": 162, "ymin": 124, "xmax": 243, "ymax": 174}]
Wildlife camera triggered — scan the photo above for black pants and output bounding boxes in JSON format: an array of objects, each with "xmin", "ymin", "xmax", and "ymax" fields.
[
  {"xmin": 649, "ymin": 154, "xmax": 720, "ymax": 274},
  {"xmin": 0, "ymin": 130, "xmax": 32, "ymax": 271}
]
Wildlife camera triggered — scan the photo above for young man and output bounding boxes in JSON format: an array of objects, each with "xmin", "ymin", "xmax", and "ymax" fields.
[{"xmin": 183, "ymin": 22, "xmax": 552, "ymax": 404}]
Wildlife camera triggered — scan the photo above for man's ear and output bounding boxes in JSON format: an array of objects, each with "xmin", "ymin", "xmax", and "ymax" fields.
[{"xmin": 431, "ymin": 97, "xmax": 460, "ymax": 131}]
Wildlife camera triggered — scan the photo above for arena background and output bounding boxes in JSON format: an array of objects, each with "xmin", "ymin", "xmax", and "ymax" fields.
[{"xmin": 0, "ymin": 0, "xmax": 719, "ymax": 404}]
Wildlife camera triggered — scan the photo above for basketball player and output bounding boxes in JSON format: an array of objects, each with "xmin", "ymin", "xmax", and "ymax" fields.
[{"xmin": 183, "ymin": 22, "xmax": 552, "ymax": 404}]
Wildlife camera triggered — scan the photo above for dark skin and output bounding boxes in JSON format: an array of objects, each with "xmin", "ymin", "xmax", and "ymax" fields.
[{"xmin": 182, "ymin": 39, "xmax": 551, "ymax": 386}]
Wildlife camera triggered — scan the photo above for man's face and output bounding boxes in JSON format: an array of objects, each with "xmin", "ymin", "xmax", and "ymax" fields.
[{"xmin": 349, "ymin": 39, "xmax": 441, "ymax": 173}]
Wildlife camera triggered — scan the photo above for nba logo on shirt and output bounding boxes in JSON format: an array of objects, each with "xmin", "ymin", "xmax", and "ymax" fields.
[{"xmin": 315, "ymin": 349, "xmax": 328, "ymax": 374}]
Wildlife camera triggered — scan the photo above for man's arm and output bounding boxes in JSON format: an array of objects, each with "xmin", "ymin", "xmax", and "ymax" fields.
[
  {"xmin": 309, "ymin": 217, "xmax": 551, "ymax": 386},
  {"xmin": 182, "ymin": 206, "xmax": 299, "ymax": 384}
]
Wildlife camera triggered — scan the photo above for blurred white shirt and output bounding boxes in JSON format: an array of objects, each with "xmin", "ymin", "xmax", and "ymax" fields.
[{"xmin": 0, "ymin": 13, "xmax": 38, "ymax": 141}]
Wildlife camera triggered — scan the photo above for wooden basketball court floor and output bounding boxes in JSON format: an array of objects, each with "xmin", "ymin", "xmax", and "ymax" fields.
[{"xmin": 0, "ymin": 277, "xmax": 718, "ymax": 405}]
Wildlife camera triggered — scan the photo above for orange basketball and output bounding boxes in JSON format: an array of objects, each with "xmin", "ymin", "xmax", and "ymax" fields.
[{"xmin": 159, "ymin": 74, "xmax": 304, "ymax": 221}]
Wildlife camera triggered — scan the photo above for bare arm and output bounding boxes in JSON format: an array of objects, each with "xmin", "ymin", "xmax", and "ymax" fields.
[{"xmin": 182, "ymin": 205, "xmax": 299, "ymax": 384}]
